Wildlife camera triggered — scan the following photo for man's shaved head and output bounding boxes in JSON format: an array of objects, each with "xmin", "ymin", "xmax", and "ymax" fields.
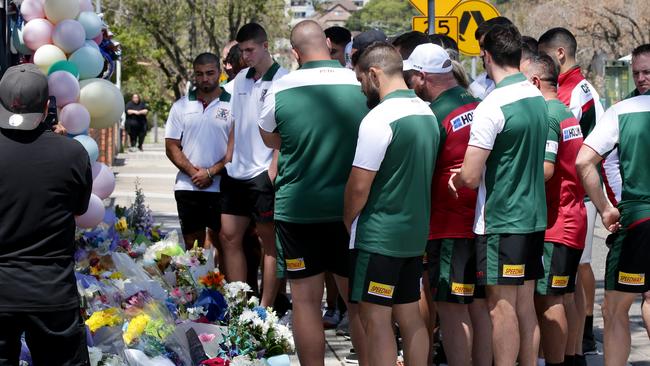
[{"xmin": 291, "ymin": 20, "xmax": 329, "ymax": 56}]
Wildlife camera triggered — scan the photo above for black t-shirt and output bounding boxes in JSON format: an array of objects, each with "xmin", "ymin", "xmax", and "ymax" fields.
[
  {"xmin": 0, "ymin": 126, "xmax": 92, "ymax": 312},
  {"xmin": 125, "ymin": 101, "xmax": 148, "ymax": 126}
]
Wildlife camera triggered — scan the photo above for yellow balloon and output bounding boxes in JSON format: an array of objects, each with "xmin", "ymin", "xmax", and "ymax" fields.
[
  {"xmin": 33, "ymin": 44, "xmax": 66, "ymax": 74},
  {"xmin": 79, "ymin": 78, "xmax": 125, "ymax": 129},
  {"xmin": 44, "ymin": 0, "xmax": 80, "ymax": 24}
]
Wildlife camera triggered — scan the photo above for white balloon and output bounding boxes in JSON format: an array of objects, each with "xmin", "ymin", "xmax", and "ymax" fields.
[
  {"xmin": 75, "ymin": 194, "xmax": 105, "ymax": 228},
  {"xmin": 79, "ymin": 78, "xmax": 125, "ymax": 129},
  {"xmin": 33, "ymin": 44, "xmax": 66, "ymax": 74},
  {"xmin": 44, "ymin": 0, "xmax": 80, "ymax": 24}
]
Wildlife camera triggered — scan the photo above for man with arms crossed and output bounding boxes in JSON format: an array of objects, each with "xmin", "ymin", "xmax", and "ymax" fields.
[
  {"xmin": 258, "ymin": 20, "xmax": 369, "ymax": 366},
  {"xmin": 449, "ymin": 24, "xmax": 548, "ymax": 366},
  {"xmin": 345, "ymin": 42, "xmax": 439, "ymax": 366},
  {"xmin": 576, "ymin": 48, "xmax": 650, "ymax": 365},
  {"xmin": 522, "ymin": 54, "xmax": 587, "ymax": 366},
  {"xmin": 165, "ymin": 53, "xmax": 231, "ymax": 250},
  {"xmin": 221, "ymin": 23, "xmax": 288, "ymax": 307},
  {"xmin": 404, "ymin": 43, "xmax": 491, "ymax": 366}
]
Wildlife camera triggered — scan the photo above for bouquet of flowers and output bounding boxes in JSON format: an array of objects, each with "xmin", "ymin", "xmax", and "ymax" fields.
[{"xmin": 114, "ymin": 181, "xmax": 162, "ymax": 244}]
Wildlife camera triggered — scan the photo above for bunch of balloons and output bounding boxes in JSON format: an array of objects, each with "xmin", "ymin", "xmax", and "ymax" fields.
[{"xmin": 17, "ymin": 0, "xmax": 125, "ymax": 228}]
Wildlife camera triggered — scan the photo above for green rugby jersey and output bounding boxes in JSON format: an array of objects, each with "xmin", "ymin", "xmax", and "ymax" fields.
[
  {"xmin": 584, "ymin": 91, "xmax": 650, "ymax": 227},
  {"xmin": 468, "ymin": 73, "xmax": 548, "ymax": 235},
  {"xmin": 350, "ymin": 89, "xmax": 439, "ymax": 257},
  {"xmin": 258, "ymin": 60, "xmax": 369, "ymax": 223}
]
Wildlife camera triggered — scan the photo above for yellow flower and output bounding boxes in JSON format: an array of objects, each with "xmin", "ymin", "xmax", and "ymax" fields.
[
  {"xmin": 85, "ymin": 308, "xmax": 122, "ymax": 332},
  {"xmin": 115, "ymin": 217, "xmax": 128, "ymax": 233},
  {"xmin": 123, "ymin": 314, "xmax": 151, "ymax": 345},
  {"xmin": 109, "ymin": 272, "xmax": 123, "ymax": 279}
]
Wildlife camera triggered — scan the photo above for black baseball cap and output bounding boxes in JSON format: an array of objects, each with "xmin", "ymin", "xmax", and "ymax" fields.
[
  {"xmin": 352, "ymin": 29, "xmax": 387, "ymax": 51},
  {"xmin": 0, "ymin": 64, "xmax": 49, "ymax": 130}
]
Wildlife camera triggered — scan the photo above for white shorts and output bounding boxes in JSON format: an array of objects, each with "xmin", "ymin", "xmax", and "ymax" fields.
[{"xmin": 579, "ymin": 200, "xmax": 598, "ymax": 264}]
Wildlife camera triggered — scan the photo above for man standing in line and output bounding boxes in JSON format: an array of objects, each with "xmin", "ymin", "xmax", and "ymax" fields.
[
  {"xmin": 538, "ymin": 29, "xmax": 619, "ymax": 359},
  {"xmin": 0, "ymin": 64, "xmax": 93, "ymax": 365},
  {"xmin": 125, "ymin": 93, "xmax": 149, "ymax": 152},
  {"xmin": 220, "ymin": 23, "xmax": 288, "ymax": 307},
  {"xmin": 324, "ymin": 26, "xmax": 351, "ymax": 67},
  {"xmin": 576, "ymin": 52, "xmax": 650, "ymax": 365},
  {"xmin": 449, "ymin": 24, "xmax": 548, "ymax": 366},
  {"xmin": 258, "ymin": 20, "xmax": 369, "ymax": 366},
  {"xmin": 404, "ymin": 43, "xmax": 492, "ymax": 366},
  {"xmin": 345, "ymin": 42, "xmax": 439, "ymax": 366},
  {"xmin": 165, "ymin": 53, "xmax": 232, "ymax": 250},
  {"xmin": 522, "ymin": 53, "xmax": 587, "ymax": 366}
]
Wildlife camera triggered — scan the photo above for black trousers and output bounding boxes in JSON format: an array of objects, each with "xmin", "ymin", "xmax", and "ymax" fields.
[
  {"xmin": 0, "ymin": 308, "xmax": 90, "ymax": 366},
  {"xmin": 126, "ymin": 120, "xmax": 146, "ymax": 149}
]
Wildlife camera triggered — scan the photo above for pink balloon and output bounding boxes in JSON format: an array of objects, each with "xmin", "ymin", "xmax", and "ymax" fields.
[
  {"xmin": 48, "ymin": 71, "xmax": 80, "ymax": 106},
  {"xmin": 92, "ymin": 32, "xmax": 102, "ymax": 45},
  {"xmin": 59, "ymin": 103, "xmax": 90, "ymax": 134},
  {"xmin": 22, "ymin": 18, "xmax": 54, "ymax": 51},
  {"xmin": 91, "ymin": 162, "xmax": 115, "ymax": 199},
  {"xmin": 75, "ymin": 194, "xmax": 105, "ymax": 228},
  {"xmin": 52, "ymin": 19, "xmax": 85, "ymax": 53},
  {"xmin": 79, "ymin": 0, "xmax": 94, "ymax": 12},
  {"xmin": 20, "ymin": 0, "xmax": 45, "ymax": 22}
]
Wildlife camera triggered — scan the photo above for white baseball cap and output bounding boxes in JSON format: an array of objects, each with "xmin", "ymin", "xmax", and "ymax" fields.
[{"xmin": 403, "ymin": 43, "xmax": 453, "ymax": 74}]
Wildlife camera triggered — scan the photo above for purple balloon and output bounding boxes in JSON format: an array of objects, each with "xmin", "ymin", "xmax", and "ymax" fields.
[
  {"xmin": 20, "ymin": 0, "xmax": 45, "ymax": 22},
  {"xmin": 91, "ymin": 162, "xmax": 115, "ymax": 199},
  {"xmin": 75, "ymin": 194, "xmax": 105, "ymax": 228},
  {"xmin": 59, "ymin": 102, "xmax": 90, "ymax": 134},
  {"xmin": 22, "ymin": 18, "xmax": 54, "ymax": 51},
  {"xmin": 48, "ymin": 71, "xmax": 80, "ymax": 107},
  {"xmin": 52, "ymin": 19, "xmax": 85, "ymax": 53}
]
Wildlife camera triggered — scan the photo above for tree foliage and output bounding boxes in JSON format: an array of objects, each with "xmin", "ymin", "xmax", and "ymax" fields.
[
  {"xmin": 102, "ymin": 0, "xmax": 289, "ymax": 117},
  {"xmin": 346, "ymin": 0, "xmax": 418, "ymax": 36}
]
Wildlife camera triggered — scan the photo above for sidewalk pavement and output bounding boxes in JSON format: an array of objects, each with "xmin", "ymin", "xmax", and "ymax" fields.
[{"xmin": 110, "ymin": 142, "xmax": 650, "ymax": 365}]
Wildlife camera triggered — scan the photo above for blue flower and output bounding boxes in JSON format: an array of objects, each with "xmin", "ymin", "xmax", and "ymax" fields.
[{"xmin": 253, "ymin": 306, "xmax": 267, "ymax": 321}]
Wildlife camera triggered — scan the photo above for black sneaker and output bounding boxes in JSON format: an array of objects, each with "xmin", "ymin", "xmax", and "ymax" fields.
[
  {"xmin": 344, "ymin": 349, "xmax": 358, "ymax": 364},
  {"xmin": 582, "ymin": 337, "xmax": 598, "ymax": 355}
]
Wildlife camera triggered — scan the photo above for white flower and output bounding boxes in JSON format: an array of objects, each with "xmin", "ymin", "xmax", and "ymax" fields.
[
  {"xmin": 186, "ymin": 306, "xmax": 207, "ymax": 320},
  {"xmin": 275, "ymin": 324, "xmax": 295, "ymax": 350},
  {"xmin": 224, "ymin": 281, "xmax": 252, "ymax": 300},
  {"xmin": 247, "ymin": 296, "xmax": 260, "ymax": 307},
  {"xmin": 264, "ymin": 308, "xmax": 279, "ymax": 325},
  {"xmin": 230, "ymin": 355, "xmax": 255, "ymax": 366},
  {"xmin": 239, "ymin": 309, "xmax": 257, "ymax": 324},
  {"xmin": 252, "ymin": 316, "xmax": 264, "ymax": 329}
]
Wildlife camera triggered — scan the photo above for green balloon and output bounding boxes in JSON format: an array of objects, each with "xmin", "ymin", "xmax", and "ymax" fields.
[{"xmin": 48, "ymin": 60, "xmax": 80, "ymax": 79}]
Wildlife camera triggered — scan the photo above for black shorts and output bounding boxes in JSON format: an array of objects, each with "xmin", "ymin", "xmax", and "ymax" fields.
[
  {"xmin": 605, "ymin": 219, "xmax": 650, "ymax": 293},
  {"xmin": 220, "ymin": 171, "xmax": 274, "ymax": 223},
  {"xmin": 0, "ymin": 308, "xmax": 90, "ymax": 366},
  {"xmin": 427, "ymin": 238, "xmax": 483, "ymax": 304},
  {"xmin": 175, "ymin": 190, "xmax": 221, "ymax": 235},
  {"xmin": 476, "ymin": 231, "xmax": 544, "ymax": 286},
  {"xmin": 350, "ymin": 250, "xmax": 422, "ymax": 307},
  {"xmin": 275, "ymin": 221, "xmax": 350, "ymax": 279},
  {"xmin": 535, "ymin": 242, "xmax": 583, "ymax": 296}
]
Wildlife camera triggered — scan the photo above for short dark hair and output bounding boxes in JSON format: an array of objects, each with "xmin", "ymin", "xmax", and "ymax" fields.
[
  {"xmin": 483, "ymin": 24, "xmax": 522, "ymax": 69},
  {"xmin": 521, "ymin": 36, "xmax": 539, "ymax": 62},
  {"xmin": 475, "ymin": 16, "xmax": 513, "ymax": 41},
  {"xmin": 236, "ymin": 23, "xmax": 268, "ymax": 44},
  {"xmin": 632, "ymin": 44, "xmax": 650, "ymax": 58},
  {"xmin": 324, "ymin": 26, "xmax": 351, "ymax": 46},
  {"xmin": 356, "ymin": 42, "xmax": 403, "ymax": 77},
  {"xmin": 530, "ymin": 53, "xmax": 559, "ymax": 85},
  {"xmin": 392, "ymin": 31, "xmax": 429, "ymax": 59},
  {"xmin": 193, "ymin": 52, "xmax": 220, "ymax": 69},
  {"xmin": 538, "ymin": 27, "xmax": 577, "ymax": 58}
]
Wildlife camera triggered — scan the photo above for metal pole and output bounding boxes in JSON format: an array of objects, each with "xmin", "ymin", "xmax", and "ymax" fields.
[
  {"xmin": 427, "ymin": 0, "xmax": 435, "ymax": 35},
  {"xmin": 95, "ymin": 0, "xmax": 102, "ymax": 13},
  {"xmin": 153, "ymin": 113, "xmax": 159, "ymax": 144},
  {"xmin": 471, "ymin": 57, "xmax": 477, "ymax": 79}
]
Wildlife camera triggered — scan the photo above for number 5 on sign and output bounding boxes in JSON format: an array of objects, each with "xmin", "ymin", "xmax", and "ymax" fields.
[{"xmin": 412, "ymin": 16, "xmax": 459, "ymax": 42}]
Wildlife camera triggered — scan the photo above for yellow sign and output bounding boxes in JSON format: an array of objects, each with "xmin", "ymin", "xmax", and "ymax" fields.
[
  {"xmin": 451, "ymin": 282, "xmax": 475, "ymax": 296},
  {"xmin": 618, "ymin": 272, "xmax": 645, "ymax": 286},
  {"xmin": 367, "ymin": 281, "xmax": 395, "ymax": 299},
  {"xmin": 409, "ymin": 0, "xmax": 501, "ymax": 57},
  {"xmin": 448, "ymin": 0, "xmax": 500, "ymax": 56},
  {"xmin": 285, "ymin": 258, "xmax": 306, "ymax": 271},
  {"xmin": 409, "ymin": 0, "xmax": 460, "ymax": 17},
  {"xmin": 551, "ymin": 275, "xmax": 570, "ymax": 288},
  {"xmin": 412, "ymin": 16, "xmax": 459, "ymax": 43},
  {"xmin": 502, "ymin": 264, "xmax": 525, "ymax": 278}
]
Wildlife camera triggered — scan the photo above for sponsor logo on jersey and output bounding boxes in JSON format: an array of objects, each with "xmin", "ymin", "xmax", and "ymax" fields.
[
  {"xmin": 451, "ymin": 282, "xmax": 475, "ymax": 296},
  {"xmin": 580, "ymin": 83, "xmax": 591, "ymax": 95},
  {"xmin": 562, "ymin": 125, "xmax": 583, "ymax": 141},
  {"xmin": 618, "ymin": 271, "xmax": 645, "ymax": 286},
  {"xmin": 367, "ymin": 281, "xmax": 395, "ymax": 299},
  {"xmin": 286, "ymin": 258, "xmax": 306, "ymax": 271},
  {"xmin": 551, "ymin": 275, "xmax": 570, "ymax": 288},
  {"xmin": 216, "ymin": 107, "xmax": 230, "ymax": 120},
  {"xmin": 546, "ymin": 141, "xmax": 559, "ymax": 154},
  {"xmin": 503, "ymin": 264, "xmax": 525, "ymax": 278},
  {"xmin": 451, "ymin": 110, "xmax": 474, "ymax": 132}
]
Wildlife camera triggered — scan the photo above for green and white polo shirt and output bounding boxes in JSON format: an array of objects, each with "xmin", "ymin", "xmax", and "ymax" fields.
[
  {"xmin": 468, "ymin": 73, "xmax": 548, "ymax": 235},
  {"xmin": 350, "ymin": 89, "xmax": 439, "ymax": 257},
  {"xmin": 258, "ymin": 60, "xmax": 368, "ymax": 223},
  {"xmin": 227, "ymin": 62, "xmax": 288, "ymax": 180},
  {"xmin": 583, "ymin": 91, "xmax": 650, "ymax": 227}
]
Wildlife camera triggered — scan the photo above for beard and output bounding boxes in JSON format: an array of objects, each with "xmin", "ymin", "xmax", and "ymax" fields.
[
  {"xmin": 365, "ymin": 87, "xmax": 381, "ymax": 109},
  {"xmin": 198, "ymin": 81, "xmax": 219, "ymax": 94}
]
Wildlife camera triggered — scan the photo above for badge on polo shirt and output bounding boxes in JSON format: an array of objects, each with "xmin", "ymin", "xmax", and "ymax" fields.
[{"xmin": 216, "ymin": 107, "xmax": 230, "ymax": 121}]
